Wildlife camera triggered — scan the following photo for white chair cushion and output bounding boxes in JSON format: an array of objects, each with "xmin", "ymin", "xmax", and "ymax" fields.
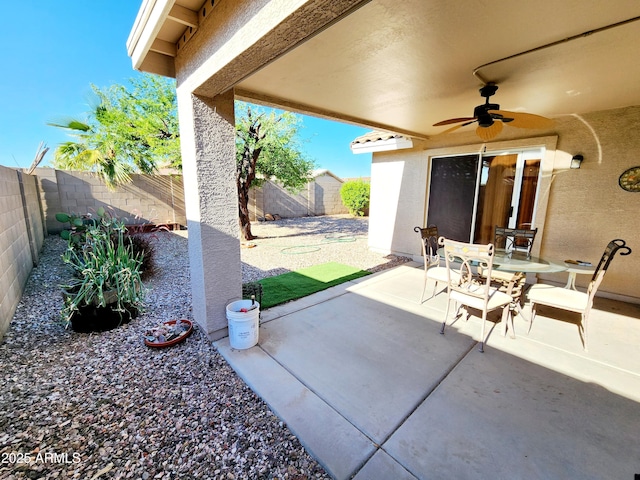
[
  {"xmin": 450, "ymin": 287, "xmax": 512, "ymax": 311},
  {"xmin": 427, "ymin": 266, "xmax": 459, "ymax": 283},
  {"xmin": 527, "ymin": 283, "xmax": 589, "ymax": 313}
]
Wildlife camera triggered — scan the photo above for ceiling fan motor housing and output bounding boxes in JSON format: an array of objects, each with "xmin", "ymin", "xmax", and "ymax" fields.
[{"xmin": 474, "ymin": 103, "xmax": 500, "ymax": 126}]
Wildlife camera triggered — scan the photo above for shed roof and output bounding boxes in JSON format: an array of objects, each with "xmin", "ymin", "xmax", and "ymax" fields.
[{"xmin": 312, "ymin": 169, "xmax": 343, "ymax": 182}]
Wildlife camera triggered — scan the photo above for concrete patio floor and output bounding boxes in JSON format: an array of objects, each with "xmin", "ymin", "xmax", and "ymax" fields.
[{"xmin": 214, "ymin": 262, "xmax": 640, "ymax": 480}]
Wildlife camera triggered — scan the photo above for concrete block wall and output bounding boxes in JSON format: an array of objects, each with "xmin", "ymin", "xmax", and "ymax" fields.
[
  {"xmin": 18, "ymin": 171, "xmax": 45, "ymax": 265},
  {"xmin": 314, "ymin": 173, "xmax": 349, "ymax": 215},
  {"xmin": 249, "ymin": 186, "xmax": 264, "ymax": 221},
  {"xmin": 249, "ymin": 172, "xmax": 350, "ymax": 219},
  {"xmin": 34, "ymin": 169, "xmax": 186, "ymax": 232},
  {"xmin": 0, "ymin": 167, "xmax": 187, "ymax": 339},
  {"xmin": 35, "ymin": 168, "xmax": 63, "ymax": 234},
  {"xmin": 264, "ymin": 181, "xmax": 310, "ymax": 218},
  {"xmin": 0, "ymin": 166, "xmax": 45, "ymax": 339},
  {"xmin": 249, "ymin": 180, "xmax": 310, "ymax": 220}
]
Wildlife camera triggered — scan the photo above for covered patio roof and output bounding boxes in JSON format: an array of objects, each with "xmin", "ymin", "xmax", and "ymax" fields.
[
  {"xmin": 128, "ymin": 0, "xmax": 640, "ymax": 140},
  {"xmin": 124, "ymin": 0, "xmax": 640, "ymax": 342}
]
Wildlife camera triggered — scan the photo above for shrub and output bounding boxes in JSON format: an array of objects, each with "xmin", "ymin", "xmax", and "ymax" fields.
[
  {"xmin": 340, "ymin": 179, "xmax": 370, "ymax": 216},
  {"xmin": 125, "ymin": 234, "xmax": 156, "ymax": 279},
  {"xmin": 60, "ymin": 218, "xmax": 145, "ymax": 329},
  {"xmin": 56, "ymin": 207, "xmax": 156, "ymax": 278}
]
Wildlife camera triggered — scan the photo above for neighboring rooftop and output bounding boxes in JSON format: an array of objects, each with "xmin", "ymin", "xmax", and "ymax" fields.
[{"xmin": 350, "ymin": 131, "xmax": 414, "ymax": 154}]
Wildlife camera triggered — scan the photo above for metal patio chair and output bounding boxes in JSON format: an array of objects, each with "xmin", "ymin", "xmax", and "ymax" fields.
[
  {"xmin": 439, "ymin": 237, "xmax": 513, "ymax": 352},
  {"xmin": 527, "ymin": 238, "xmax": 632, "ymax": 350},
  {"xmin": 414, "ymin": 225, "xmax": 454, "ymax": 302},
  {"xmin": 486, "ymin": 227, "xmax": 539, "ymax": 330},
  {"xmin": 493, "ymin": 226, "xmax": 538, "ymax": 257}
]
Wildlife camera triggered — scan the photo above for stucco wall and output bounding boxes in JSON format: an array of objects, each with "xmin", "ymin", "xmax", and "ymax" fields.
[
  {"xmin": 537, "ymin": 106, "xmax": 640, "ymax": 300},
  {"xmin": 369, "ymin": 105, "xmax": 640, "ymax": 303},
  {"xmin": 0, "ymin": 166, "xmax": 45, "ymax": 339},
  {"xmin": 32, "ymin": 169, "xmax": 186, "ymax": 233},
  {"xmin": 369, "ymin": 145, "xmax": 429, "ymax": 257}
]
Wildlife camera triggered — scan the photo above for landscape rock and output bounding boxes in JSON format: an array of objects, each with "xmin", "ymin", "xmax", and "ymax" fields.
[{"xmin": 1, "ymin": 215, "xmax": 409, "ymax": 479}]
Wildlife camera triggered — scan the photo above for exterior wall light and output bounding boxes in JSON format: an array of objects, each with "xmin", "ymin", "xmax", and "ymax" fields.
[{"xmin": 570, "ymin": 154, "xmax": 584, "ymax": 169}]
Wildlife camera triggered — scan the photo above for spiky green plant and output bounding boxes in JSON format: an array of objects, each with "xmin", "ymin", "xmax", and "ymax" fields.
[{"xmin": 60, "ymin": 216, "xmax": 145, "ymax": 327}]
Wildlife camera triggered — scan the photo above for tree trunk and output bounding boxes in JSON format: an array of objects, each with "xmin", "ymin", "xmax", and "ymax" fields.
[
  {"xmin": 237, "ymin": 144, "xmax": 262, "ymax": 241},
  {"xmin": 238, "ymin": 180, "xmax": 255, "ymax": 240},
  {"xmin": 237, "ymin": 117, "xmax": 264, "ymax": 241}
]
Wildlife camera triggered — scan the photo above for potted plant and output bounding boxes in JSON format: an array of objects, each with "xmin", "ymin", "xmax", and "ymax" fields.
[{"xmin": 60, "ymin": 215, "xmax": 145, "ymax": 332}]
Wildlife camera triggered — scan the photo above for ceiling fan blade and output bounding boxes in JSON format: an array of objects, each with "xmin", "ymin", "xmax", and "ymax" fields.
[
  {"xmin": 476, "ymin": 121, "xmax": 503, "ymax": 141},
  {"xmin": 436, "ymin": 120, "xmax": 478, "ymax": 135},
  {"xmin": 489, "ymin": 110, "xmax": 554, "ymax": 129},
  {"xmin": 433, "ymin": 117, "xmax": 476, "ymax": 127}
]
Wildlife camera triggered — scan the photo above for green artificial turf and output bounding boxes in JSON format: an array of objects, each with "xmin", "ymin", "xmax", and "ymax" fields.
[{"xmin": 252, "ymin": 262, "xmax": 371, "ymax": 309}]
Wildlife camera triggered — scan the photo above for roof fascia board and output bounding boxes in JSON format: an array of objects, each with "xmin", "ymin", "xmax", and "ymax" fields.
[{"xmin": 127, "ymin": 0, "xmax": 177, "ymax": 73}]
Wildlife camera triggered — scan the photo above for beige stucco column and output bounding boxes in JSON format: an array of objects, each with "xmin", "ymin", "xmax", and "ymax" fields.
[
  {"xmin": 178, "ymin": 88, "xmax": 241, "ymax": 340},
  {"xmin": 128, "ymin": 0, "xmax": 377, "ymax": 341}
]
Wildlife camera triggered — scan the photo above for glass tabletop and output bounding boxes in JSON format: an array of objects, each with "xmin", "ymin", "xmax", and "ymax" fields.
[
  {"xmin": 561, "ymin": 261, "xmax": 597, "ymax": 273},
  {"xmin": 493, "ymin": 251, "xmax": 567, "ymax": 273},
  {"xmin": 436, "ymin": 247, "xmax": 567, "ymax": 274}
]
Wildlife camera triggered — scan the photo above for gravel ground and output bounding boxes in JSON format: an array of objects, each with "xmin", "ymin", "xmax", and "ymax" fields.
[
  {"xmin": 241, "ymin": 215, "xmax": 410, "ymax": 282},
  {"xmin": 1, "ymin": 215, "xmax": 409, "ymax": 480}
]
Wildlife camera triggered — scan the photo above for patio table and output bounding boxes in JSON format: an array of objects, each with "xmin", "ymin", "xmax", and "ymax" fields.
[
  {"xmin": 495, "ymin": 253, "xmax": 598, "ymax": 291},
  {"xmin": 492, "ymin": 251, "xmax": 567, "ymax": 274},
  {"xmin": 436, "ymin": 247, "xmax": 567, "ymax": 274},
  {"xmin": 491, "ymin": 251, "xmax": 567, "ymax": 333},
  {"xmin": 436, "ymin": 248, "xmax": 568, "ymax": 335},
  {"xmin": 562, "ymin": 261, "xmax": 596, "ymax": 290}
]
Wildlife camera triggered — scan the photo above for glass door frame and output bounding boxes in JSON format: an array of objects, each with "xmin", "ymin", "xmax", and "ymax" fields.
[
  {"xmin": 470, "ymin": 147, "xmax": 543, "ymax": 242},
  {"xmin": 426, "ymin": 146, "xmax": 544, "ymax": 244}
]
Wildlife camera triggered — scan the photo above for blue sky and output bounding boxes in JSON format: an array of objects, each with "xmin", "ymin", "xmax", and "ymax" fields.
[{"xmin": 0, "ymin": 2, "xmax": 372, "ymax": 179}]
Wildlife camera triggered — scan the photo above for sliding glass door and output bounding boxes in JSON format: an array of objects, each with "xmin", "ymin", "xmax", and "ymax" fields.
[
  {"xmin": 425, "ymin": 154, "xmax": 479, "ymax": 242},
  {"xmin": 427, "ymin": 149, "xmax": 541, "ymax": 243}
]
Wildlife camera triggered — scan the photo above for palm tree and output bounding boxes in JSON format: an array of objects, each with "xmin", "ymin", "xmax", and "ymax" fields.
[
  {"xmin": 49, "ymin": 75, "xmax": 180, "ymax": 189},
  {"xmin": 50, "ymin": 117, "xmax": 133, "ymax": 188}
]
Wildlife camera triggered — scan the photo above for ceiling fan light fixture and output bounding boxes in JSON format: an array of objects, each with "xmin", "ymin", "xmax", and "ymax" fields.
[{"xmin": 476, "ymin": 121, "xmax": 503, "ymax": 141}]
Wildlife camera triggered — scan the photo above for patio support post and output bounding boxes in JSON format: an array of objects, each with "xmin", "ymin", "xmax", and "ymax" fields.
[{"xmin": 178, "ymin": 89, "xmax": 241, "ymax": 340}]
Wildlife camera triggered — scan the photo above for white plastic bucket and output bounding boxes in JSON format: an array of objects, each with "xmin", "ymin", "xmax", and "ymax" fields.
[{"xmin": 226, "ymin": 299, "xmax": 260, "ymax": 349}]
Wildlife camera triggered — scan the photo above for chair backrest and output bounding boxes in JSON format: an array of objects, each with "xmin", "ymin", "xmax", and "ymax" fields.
[
  {"xmin": 587, "ymin": 239, "xmax": 632, "ymax": 298},
  {"xmin": 414, "ymin": 225, "xmax": 440, "ymax": 267},
  {"xmin": 494, "ymin": 226, "xmax": 538, "ymax": 256},
  {"xmin": 440, "ymin": 237, "xmax": 496, "ymax": 304}
]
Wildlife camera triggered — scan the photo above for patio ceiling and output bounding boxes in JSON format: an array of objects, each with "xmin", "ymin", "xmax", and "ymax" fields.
[{"xmin": 129, "ymin": 0, "xmax": 640, "ymax": 139}]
